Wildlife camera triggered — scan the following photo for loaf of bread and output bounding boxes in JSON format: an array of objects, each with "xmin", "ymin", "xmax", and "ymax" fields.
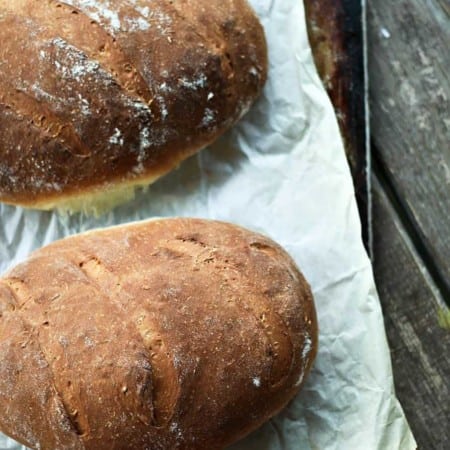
[
  {"xmin": 0, "ymin": 1, "xmax": 267, "ymax": 212},
  {"xmin": 0, "ymin": 218, "xmax": 317, "ymax": 450}
]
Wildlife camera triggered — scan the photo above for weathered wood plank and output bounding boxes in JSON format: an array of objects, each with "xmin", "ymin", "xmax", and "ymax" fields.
[
  {"xmin": 368, "ymin": 0, "xmax": 450, "ymax": 291},
  {"xmin": 372, "ymin": 176, "xmax": 450, "ymax": 450}
]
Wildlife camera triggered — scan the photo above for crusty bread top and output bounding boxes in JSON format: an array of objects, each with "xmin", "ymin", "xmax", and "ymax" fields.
[
  {"xmin": 0, "ymin": 1, "xmax": 267, "ymax": 209},
  {"xmin": 0, "ymin": 218, "xmax": 317, "ymax": 450}
]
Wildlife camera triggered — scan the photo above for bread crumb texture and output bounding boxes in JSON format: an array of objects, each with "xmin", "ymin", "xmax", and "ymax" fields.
[{"xmin": 0, "ymin": 219, "xmax": 317, "ymax": 450}]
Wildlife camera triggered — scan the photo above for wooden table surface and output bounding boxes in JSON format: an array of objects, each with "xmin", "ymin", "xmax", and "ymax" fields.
[{"xmin": 368, "ymin": 0, "xmax": 450, "ymax": 448}]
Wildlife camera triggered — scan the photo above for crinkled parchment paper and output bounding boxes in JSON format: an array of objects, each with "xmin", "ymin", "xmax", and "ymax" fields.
[{"xmin": 0, "ymin": 1, "xmax": 415, "ymax": 449}]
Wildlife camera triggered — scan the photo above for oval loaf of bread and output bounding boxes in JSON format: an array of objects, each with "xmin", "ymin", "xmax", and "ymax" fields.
[
  {"xmin": 0, "ymin": 1, "xmax": 267, "ymax": 211},
  {"xmin": 0, "ymin": 218, "xmax": 317, "ymax": 450}
]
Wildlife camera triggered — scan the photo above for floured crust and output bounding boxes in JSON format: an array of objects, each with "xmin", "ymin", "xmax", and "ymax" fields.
[
  {"xmin": 0, "ymin": 218, "xmax": 317, "ymax": 450},
  {"xmin": 0, "ymin": 0, "xmax": 267, "ymax": 211}
]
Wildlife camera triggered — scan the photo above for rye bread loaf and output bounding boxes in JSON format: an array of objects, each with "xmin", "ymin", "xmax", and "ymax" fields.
[
  {"xmin": 0, "ymin": 1, "xmax": 267, "ymax": 211},
  {"xmin": 0, "ymin": 218, "xmax": 317, "ymax": 450}
]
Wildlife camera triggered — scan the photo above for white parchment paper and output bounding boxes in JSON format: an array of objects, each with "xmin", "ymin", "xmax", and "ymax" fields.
[{"xmin": 0, "ymin": 1, "xmax": 416, "ymax": 449}]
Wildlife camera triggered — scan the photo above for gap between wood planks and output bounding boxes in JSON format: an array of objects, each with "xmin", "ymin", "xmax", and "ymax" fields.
[
  {"xmin": 371, "ymin": 171, "xmax": 450, "ymax": 450},
  {"xmin": 372, "ymin": 142, "xmax": 450, "ymax": 310}
]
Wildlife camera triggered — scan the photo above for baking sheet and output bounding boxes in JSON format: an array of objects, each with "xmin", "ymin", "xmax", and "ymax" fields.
[
  {"xmin": 0, "ymin": 1, "xmax": 415, "ymax": 449},
  {"xmin": 305, "ymin": 0, "xmax": 371, "ymax": 251}
]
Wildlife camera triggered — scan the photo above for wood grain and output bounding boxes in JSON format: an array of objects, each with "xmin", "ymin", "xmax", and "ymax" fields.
[
  {"xmin": 368, "ymin": 0, "xmax": 450, "ymax": 291},
  {"xmin": 372, "ymin": 176, "xmax": 450, "ymax": 450}
]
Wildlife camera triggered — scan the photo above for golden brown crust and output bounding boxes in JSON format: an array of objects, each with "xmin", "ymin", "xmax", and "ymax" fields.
[
  {"xmin": 0, "ymin": 1, "xmax": 267, "ymax": 209},
  {"xmin": 0, "ymin": 218, "xmax": 317, "ymax": 450}
]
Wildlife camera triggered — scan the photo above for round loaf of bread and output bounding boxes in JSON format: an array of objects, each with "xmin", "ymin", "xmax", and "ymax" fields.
[
  {"xmin": 0, "ymin": 218, "xmax": 317, "ymax": 450},
  {"xmin": 0, "ymin": 1, "xmax": 267, "ymax": 211}
]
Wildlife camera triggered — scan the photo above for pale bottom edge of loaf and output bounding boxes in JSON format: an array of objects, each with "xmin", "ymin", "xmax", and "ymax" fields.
[{"xmin": 30, "ymin": 172, "xmax": 162, "ymax": 217}]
